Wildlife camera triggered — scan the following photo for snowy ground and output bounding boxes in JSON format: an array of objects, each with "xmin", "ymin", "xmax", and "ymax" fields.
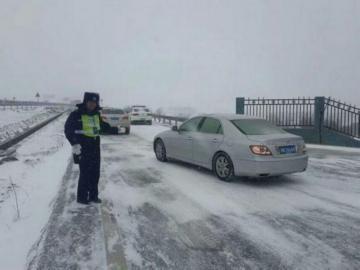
[
  {"xmin": 0, "ymin": 107, "xmax": 61, "ymax": 144},
  {"xmin": 1, "ymin": 120, "xmax": 359, "ymax": 269},
  {"xmin": 0, "ymin": 115, "xmax": 71, "ymax": 269},
  {"xmin": 99, "ymin": 127, "xmax": 360, "ymax": 269}
]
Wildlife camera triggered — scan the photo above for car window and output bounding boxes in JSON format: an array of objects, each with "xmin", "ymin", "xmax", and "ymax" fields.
[
  {"xmin": 179, "ymin": 117, "xmax": 203, "ymax": 132},
  {"xmin": 133, "ymin": 109, "xmax": 139, "ymax": 112},
  {"xmin": 199, "ymin": 117, "xmax": 223, "ymax": 134},
  {"xmin": 231, "ymin": 119, "xmax": 286, "ymax": 135}
]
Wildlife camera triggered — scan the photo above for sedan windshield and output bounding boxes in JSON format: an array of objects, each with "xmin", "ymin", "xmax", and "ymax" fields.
[{"xmin": 231, "ymin": 119, "xmax": 286, "ymax": 135}]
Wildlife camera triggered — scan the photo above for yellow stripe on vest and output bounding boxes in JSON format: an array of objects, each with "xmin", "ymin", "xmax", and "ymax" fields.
[{"xmin": 81, "ymin": 114, "xmax": 100, "ymax": 137}]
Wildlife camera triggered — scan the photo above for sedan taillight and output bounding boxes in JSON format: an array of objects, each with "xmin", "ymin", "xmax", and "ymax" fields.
[
  {"xmin": 299, "ymin": 144, "xmax": 307, "ymax": 154},
  {"xmin": 249, "ymin": 145, "xmax": 272, "ymax": 156}
]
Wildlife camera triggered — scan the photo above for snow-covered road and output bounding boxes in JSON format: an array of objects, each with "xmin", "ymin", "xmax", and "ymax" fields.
[
  {"xmin": 2, "ymin": 119, "xmax": 359, "ymax": 269},
  {"xmin": 99, "ymin": 126, "xmax": 360, "ymax": 270}
]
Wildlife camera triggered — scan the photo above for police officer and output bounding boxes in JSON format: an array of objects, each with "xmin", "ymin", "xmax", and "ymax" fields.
[{"xmin": 65, "ymin": 92, "xmax": 118, "ymax": 205}]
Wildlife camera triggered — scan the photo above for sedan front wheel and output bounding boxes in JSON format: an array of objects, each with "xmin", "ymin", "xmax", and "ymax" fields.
[
  {"xmin": 213, "ymin": 152, "xmax": 234, "ymax": 182},
  {"xmin": 155, "ymin": 139, "xmax": 168, "ymax": 162}
]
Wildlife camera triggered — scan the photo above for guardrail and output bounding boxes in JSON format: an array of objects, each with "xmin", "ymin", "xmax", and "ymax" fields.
[
  {"xmin": 0, "ymin": 100, "xmax": 69, "ymax": 110},
  {"xmin": 152, "ymin": 114, "xmax": 187, "ymax": 126},
  {"xmin": 0, "ymin": 112, "xmax": 65, "ymax": 151}
]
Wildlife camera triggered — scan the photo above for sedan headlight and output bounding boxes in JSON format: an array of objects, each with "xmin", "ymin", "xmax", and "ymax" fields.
[{"xmin": 249, "ymin": 145, "xmax": 272, "ymax": 156}]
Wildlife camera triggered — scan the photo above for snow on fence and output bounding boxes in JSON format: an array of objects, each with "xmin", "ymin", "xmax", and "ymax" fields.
[
  {"xmin": 0, "ymin": 99, "xmax": 67, "ymax": 109},
  {"xmin": 152, "ymin": 114, "xmax": 187, "ymax": 127},
  {"xmin": 0, "ymin": 112, "xmax": 64, "ymax": 150}
]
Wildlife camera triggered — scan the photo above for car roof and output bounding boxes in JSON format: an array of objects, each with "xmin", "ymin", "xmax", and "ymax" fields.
[{"xmin": 195, "ymin": 113, "xmax": 262, "ymax": 121}]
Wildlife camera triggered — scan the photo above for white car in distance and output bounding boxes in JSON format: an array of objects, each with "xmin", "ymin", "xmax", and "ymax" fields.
[
  {"xmin": 130, "ymin": 105, "xmax": 152, "ymax": 125},
  {"xmin": 101, "ymin": 108, "xmax": 130, "ymax": 134}
]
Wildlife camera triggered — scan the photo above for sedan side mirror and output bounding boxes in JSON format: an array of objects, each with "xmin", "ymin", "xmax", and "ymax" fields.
[{"xmin": 171, "ymin": 125, "xmax": 178, "ymax": 131}]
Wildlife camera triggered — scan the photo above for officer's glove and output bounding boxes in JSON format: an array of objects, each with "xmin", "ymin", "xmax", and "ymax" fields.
[
  {"xmin": 72, "ymin": 144, "xmax": 81, "ymax": 164},
  {"xmin": 72, "ymin": 144, "xmax": 81, "ymax": 155}
]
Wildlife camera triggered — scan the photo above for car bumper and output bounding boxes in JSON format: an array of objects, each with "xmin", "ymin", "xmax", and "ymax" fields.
[
  {"xmin": 106, "ymin": 122, "xmax": 130, "ymax": 128},
  {"xmin": 131, "ymin": 118, "xmax": 152, "ymax": 124},
  {"xmin": 234, "ymin": 154, "xmax": 308, "ymax": 177}
]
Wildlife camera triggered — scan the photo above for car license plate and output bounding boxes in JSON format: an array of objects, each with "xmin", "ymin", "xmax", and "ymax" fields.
[
  {"xmin": 111, "ymin": 117, "xmax": 118, "ymax": 120},
  {"xmin": 119, "ymin": 127, "xmax": 126, "ymax": 133},
  {"xmin": 278, "ymin": 145, "xmax": 296, "ymax": 154}
]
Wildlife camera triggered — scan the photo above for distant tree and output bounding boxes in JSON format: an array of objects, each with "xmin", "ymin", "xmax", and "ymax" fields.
[
  {"xmin": 155, "ymin": 108, "xmax": 163, "ymax": 115},
  {"xmin": 35, "ymin": 92, "xmax": 40, "ymax": 102}
]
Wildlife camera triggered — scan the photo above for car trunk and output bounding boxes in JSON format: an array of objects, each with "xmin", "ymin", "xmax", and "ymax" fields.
[
  {"xmin": 103, "ymin": 114, "xmax": 127, "ymax": 127},
  {"xmin": 246, "ymin": 133, "xmax": 304, "ymax": 157}
]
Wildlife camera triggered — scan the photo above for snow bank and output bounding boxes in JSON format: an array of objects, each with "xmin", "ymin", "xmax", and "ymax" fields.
[
  {"xmin": 307, "ymin": 143, "xmax": 360, "ymax": 153},
  {"xmin": 0, "ymin": 107, "xmax": 60, "ymax": 143},
  {"xmin": 0, "ymin": 115, "xmax": 71, "ymax": 269}
]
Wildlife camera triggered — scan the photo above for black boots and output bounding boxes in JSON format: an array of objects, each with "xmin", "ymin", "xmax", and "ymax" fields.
[
  {"xmin": 77, "ymin": 199, "xmax": 89, "ymax": 205},
  {"xmin": 77, "ymin": 197, "xmax": 102, "ymax": 205},
  {"xmin": 89, "ymin": 198, "xmax": 102, "ymax": 204}
]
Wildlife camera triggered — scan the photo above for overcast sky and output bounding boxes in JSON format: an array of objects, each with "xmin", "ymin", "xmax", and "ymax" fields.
[{"xmin": 0, "ymin": 0, "xmax": 359, "ymax": 112}]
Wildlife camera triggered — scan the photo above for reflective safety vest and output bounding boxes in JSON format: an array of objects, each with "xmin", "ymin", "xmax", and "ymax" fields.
[{"xmin": 80, "ymin": 114, "xmax": 100, "ymax": 137}]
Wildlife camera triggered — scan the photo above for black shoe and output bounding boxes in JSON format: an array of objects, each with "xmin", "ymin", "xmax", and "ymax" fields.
[
  {"xmin": 90, "ymin": 198, "xmax": 102, "ymax": 204},
  {"xmin": 77, "ymin": 199, "xmax": 89, "ymax": 205}
]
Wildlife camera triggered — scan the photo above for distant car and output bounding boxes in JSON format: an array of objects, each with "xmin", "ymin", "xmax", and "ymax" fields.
[
  {"xmin": 153, "ymin": 114, "xmax": 308, "ymax": 181},
  {"xmin": 130, "ymin": 105, "xmax": 152, "ymax": 125},
  {"xmin": 101, "ymin": 108, "xmax": 130, "ymax": 134}
]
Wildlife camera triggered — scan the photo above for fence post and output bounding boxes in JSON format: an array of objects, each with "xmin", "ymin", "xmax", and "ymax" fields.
[
  {"xmin": 236, "ymin": 97, "xmax": 245, "ymax": 114},
  {"xmin": 314, "ymin": 96, "xmax": 325, "ymax": 144},
  {"xmin": 358, "ymin": 114, "xmax": 360, "ymax": 138}
]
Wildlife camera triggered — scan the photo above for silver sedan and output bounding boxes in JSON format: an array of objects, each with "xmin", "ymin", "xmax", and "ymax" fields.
[{"xmin": 153, "ymin": 114, "xmax": 308, "ymax": 181}]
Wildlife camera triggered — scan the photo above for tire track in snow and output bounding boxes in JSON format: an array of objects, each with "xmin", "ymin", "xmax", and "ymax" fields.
[
  {"xmin": 27, "ymin": 160, "xmax": 107, "ymax": 270},
  {"xmin": 100, "ymin": 135, "xmax": 289, "ymax": 269},
  {"xmin": 100, "ymin": 132, "xmax": 360, "ymax": 270}
]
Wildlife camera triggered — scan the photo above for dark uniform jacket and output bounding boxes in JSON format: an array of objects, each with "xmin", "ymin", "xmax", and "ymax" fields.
[{"xmin": 64, "ymin": 103, "xmax": 118, "ymax": 149}]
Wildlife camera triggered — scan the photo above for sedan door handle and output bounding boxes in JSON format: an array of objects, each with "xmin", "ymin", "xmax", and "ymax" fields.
[
  {"xmin": 186, "ymin": 136, "xmax": 193, "ymax": 141},
  {"xmin": 211, "ymin": 138, "xmax": 219, "ymax": 143}
]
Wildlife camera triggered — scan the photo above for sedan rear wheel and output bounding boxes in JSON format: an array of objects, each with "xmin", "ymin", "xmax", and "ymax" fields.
[
  {"xmin": 155, "ymin": 139, "xmax": 167, "ymax": 162},
  {"xmin": 213, "ymin": 153, "xmax": 234, "ymax": 182}
]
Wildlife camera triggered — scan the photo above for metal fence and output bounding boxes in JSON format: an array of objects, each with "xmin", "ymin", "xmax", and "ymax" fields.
[
  {"xmin": 324, "ymin": 98, "xmax": 360, "ymax": 138},
  {"xmin": 243, "ymin": 98, "xmax": 315, "ymax": 127},
  {"xmin": 238, "ymin": 96, "xmax": 360, "ymax": 139}
]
